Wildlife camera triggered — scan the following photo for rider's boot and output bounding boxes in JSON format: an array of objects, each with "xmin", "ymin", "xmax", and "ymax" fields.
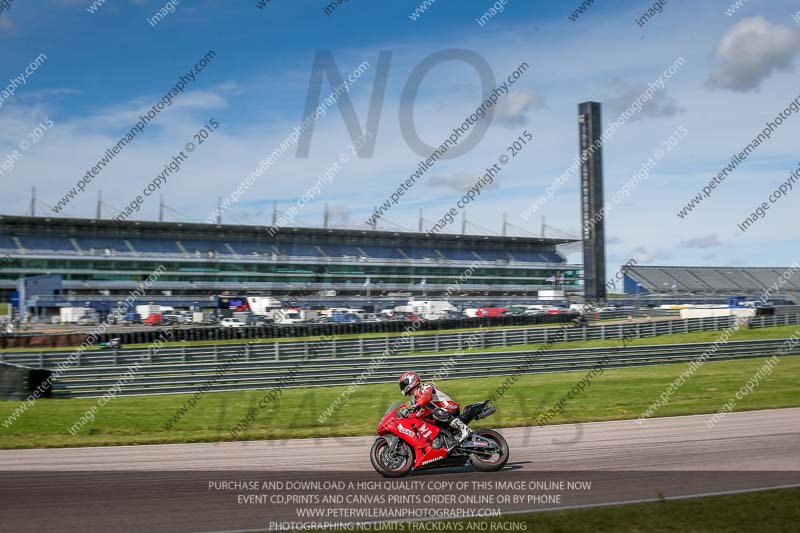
[{"xmin": 449, "ymin": 418, "xmax": 471, "ymax": 445}]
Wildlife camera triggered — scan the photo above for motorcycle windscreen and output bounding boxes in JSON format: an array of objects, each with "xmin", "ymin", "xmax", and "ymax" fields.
[{"xmin": 382, "ymin": 401, "xmax": 404, "ymax": 417}]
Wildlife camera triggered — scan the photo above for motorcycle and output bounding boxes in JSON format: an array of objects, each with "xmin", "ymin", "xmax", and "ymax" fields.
[
  {"xmin": 100, "ymin": 338, "xmax": 122, "ymax": 350},
  {"xmin": 370, "ymin": 400, "xmax": 509, "ymax": 477},
  {"xmin": 571, "ymin": 315, "xmax": 588, "ymax": 328}
]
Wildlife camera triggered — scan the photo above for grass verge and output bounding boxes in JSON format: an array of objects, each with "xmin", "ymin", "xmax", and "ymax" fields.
[{"xmin": 1, "ymin": 343, "xmax": 798, "ymax": 449}]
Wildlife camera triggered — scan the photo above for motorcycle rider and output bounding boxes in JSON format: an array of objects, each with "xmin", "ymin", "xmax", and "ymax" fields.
[{"xmin": 398, "ymin": 371, "xmax": 472, "ymax": 445}]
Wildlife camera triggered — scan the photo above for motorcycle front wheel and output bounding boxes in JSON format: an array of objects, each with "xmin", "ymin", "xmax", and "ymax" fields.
[
  {"xmin": 468, "ymin": 428, "xmax": 509, "ymax": 472},
  {"xmin": 370, "ymin": 437, "xmax": 414, "ymax": 478}
]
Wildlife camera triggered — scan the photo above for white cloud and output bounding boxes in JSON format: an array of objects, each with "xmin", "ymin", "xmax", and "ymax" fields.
[
  {"xmin": 680, "ymin": 234, "xmax": 724, "ymax": 249},
  {"xmin": 427, "ymin": 172, "xmax": 498, "ymax": 192},
  {"xmin": 706, "ymin": 17, "xmax": 800, "ymax": 92},
  {"xmin": 630, "ymin": 245, "xmax": 673, "ymax": 264},
  {"xmin": 605, "ymin": 78, "xmax": 684, "ymax": 120},
  {"xmin": 494, "ymin": 89, "xmax": 544, "ymax": 126}
]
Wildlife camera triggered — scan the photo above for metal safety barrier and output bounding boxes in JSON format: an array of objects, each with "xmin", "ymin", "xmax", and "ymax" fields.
[
  {"xmin": 0, "ymin": 315, "xmax": 744, "ymax": 369},
  {"xmin": 3, "ymin": 314, "xmax": 796, "ymax": 398},
  {"xmin": 51, "ymin": 337, "xmax": 800, "ymax": 398}
]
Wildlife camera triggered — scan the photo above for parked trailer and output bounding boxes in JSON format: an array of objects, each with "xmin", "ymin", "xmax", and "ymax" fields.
[
  {"xmin": 408, "ymin": 300, "xmax": 458, "ymax": 320},
  {"xmin": 246, "ymin": 297, "xmax": 283, "ymax": 316},
  {"xmin": 59, "ymin": 307, "xmax": 89, "ymax": 324}
]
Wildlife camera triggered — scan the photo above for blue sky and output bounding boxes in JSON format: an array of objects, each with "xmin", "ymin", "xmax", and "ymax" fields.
[{"xmin": 1, "ymin": 0, "xmax": 800, "ymax": 277}]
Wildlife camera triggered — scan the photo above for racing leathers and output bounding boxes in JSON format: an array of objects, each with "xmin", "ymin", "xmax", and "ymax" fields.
[{"xmin": 409, "ymin": 382, "xmax": 472, "ymax": 445}]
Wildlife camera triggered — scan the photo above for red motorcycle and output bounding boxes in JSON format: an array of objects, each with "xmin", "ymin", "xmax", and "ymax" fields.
[{"xmin": 370, "ymin": 400, "xmax": 509, "ymax": 477}]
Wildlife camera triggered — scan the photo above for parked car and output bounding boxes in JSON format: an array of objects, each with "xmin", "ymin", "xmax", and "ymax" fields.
[
  {"xmin": 161, "ymin": 314, "xmax": 180, "ymax": 326},
  {"xmin": 361, "ymin": 313, "xmax": 383, "ymax": 323},
  {"xmin": 246, "ymin": 315, "xmax": 274, "ymax": 326},
  {"xmin": 522, "ymin": 308, "xmax": 546, "ymax": 316},
  {"xmin": 143, "ymin": 313, "xmax": 162, "ymax": 326},
  {"xmin": 390, "ymin": 312, "xmax": 421, "ymax": 322},
  {"xmin": 220, "ymin": 318, "xmax": 245, "ymax": 328},
  {"xmin": 122, "ymin": 311, "xmax": 142, "ymax": 325},
  {"xmin": 331, "ymin": 312, "xmax": 361, "ymax": 323},
  {"xmin": 475, "ymin": 307, "xmax": 507, "ymax": 318}
]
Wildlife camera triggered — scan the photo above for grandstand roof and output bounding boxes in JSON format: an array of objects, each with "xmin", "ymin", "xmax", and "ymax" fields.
[
  {"xmin": 625, "ymin": 265, "xmax": 800, "ymax": 293},
  {"xmin": 0, "ymin": 215, "xmax": 576, "ymax": 247}
]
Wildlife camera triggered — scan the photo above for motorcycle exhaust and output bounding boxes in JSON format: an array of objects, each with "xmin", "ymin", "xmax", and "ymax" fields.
[{"xmin": 474, "ymin": 406, "xmax": 496, "ymax": 420}]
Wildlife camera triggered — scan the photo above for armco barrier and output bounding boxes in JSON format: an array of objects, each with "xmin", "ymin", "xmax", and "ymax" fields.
[
  {"xmin": 2, "ymin": 314, "xmax": 795, "ymax": 398},
  {"xmin": 0, "ymin": 312, "xmax": 578, "ymax": 349},
  {"xmin": 747, "ymin": 313, "xmax": 800, "ymax": 330},
  {"xmin": 50, "ymin": 337, "xmax": 800, "ymax": 398},
  {"xmin": 0, "ymin": 309, "xmax": 682, "ymax": 350},
  {"xmin": 0, "ymin": 315, "xmax": 741, "ymax": 369}
]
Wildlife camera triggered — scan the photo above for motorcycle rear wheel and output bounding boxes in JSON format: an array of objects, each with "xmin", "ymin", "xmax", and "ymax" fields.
[
  {"xmin": 468, "ymin": 428, "xmax": 509, "ymax": 472},
  {"xmin": 370, "ymin": 437, "xmax": 414, "ymax": 478}
]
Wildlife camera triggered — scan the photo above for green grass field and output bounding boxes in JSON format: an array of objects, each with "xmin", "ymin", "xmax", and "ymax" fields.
[
  {"xmin": 1, "ymin": 325, "xmax": 798, "ymax": 448},
  {"xmin": 341, "ymin": 488, "xmax": 800, "ymax": 533}
]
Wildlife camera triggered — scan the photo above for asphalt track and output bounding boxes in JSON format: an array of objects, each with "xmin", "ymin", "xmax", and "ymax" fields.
[{"xmin": 1, "ymin": 407, "xmax": 798, "ymax": 532}]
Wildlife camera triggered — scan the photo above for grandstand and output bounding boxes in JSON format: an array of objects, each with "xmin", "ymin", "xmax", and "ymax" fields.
[
  {"xmin": 624, "ymin": 266, "xmax": 800, "ymax": 300},
  {"xmin": 0, "ymin": 215, "xmax": 582, "ymax": 311}
]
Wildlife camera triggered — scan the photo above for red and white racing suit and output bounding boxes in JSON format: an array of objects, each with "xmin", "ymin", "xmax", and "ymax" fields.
[
  {"xmin": 411, "ymin": 382, "xmax": 459, "ymax": 414},
  {"xmin": 410, "ymin": 382, "xmax": 470, "ymax": 444}
]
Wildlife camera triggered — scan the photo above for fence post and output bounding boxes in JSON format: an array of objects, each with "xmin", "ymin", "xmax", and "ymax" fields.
[
  {"xmin": 458, "ymin": 332, "xmax": 463, "ymax": 350},
  {"xmin": 543, "ymin": 328, "xmax": 549, "ymax": 344},
  {"xmin": 502, "ymin": 330, "xmax": 507, "ymax": 347},
  {"xmin": 213, "ymin": 344, "xmax": 218, "ymax": 363},
  {"xmin": 113, "ymin": 350, "xmax": 118, "ymax": 365},
  {"xmin": 582, "ymin": 326, "xmax": 587, "ymax": 342},
  {"xmin": 635, "ymin": 322, "xmax": 641, "ymax": 338},
  {"xmin": 523, "ymin": 328, "xmax": 528, "ymax": 345},
  {"xmin": 359, "ymin": 338, "xmax": 364, "ymax": 357},
  {"xmin": 274, "ymin": 342, "xmax": 279, "ymax": 361},
  {"xmin": 669, "ymin": 320, "xmax": 674, "ymax": 334},
  {"xmin": 600, "ymin": 324, "xmax": 605, "ymax": 340},
  {"xmin": 245, "ymin": 344, "xmax": 250, "ymax": 362},
  {"xmin": 332, "ymin": 338, "xmax": 337, "ymax": 358}
]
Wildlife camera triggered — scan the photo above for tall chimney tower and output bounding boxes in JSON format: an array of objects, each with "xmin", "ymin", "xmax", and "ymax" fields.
[{"xmin": 578, "ymin": 102, "xmax": 606, "ymax": 302}]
